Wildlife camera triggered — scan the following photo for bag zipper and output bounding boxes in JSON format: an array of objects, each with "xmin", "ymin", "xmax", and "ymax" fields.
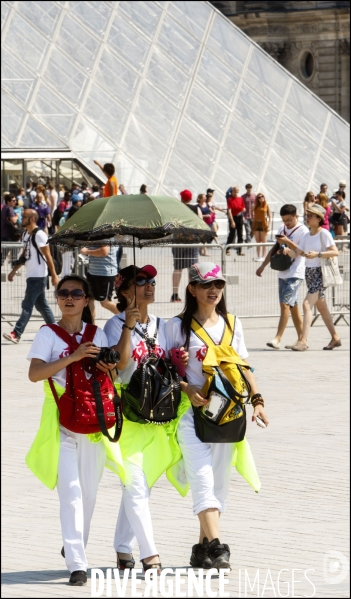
[{"xmin": 150, "ymin": 385, "xmax": 174, "ymax": 419}]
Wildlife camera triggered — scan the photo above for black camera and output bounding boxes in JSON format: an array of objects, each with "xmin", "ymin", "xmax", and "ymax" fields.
[
  {"xmin": 91, "ymin": 347, "xmax": 120, "ymax": 365},
  {"xmin": 11, "ymin": 255, "xmax": 27, "ymax": 268}
]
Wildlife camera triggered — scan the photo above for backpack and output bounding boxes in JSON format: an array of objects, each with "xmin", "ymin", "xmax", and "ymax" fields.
[
  {"xmin": 184, "ymin": 314, "xmax": 251, "ymax": 443},
  {"xmin": 121, "ymin": 319, "xmax": 181, "ymax": 424},
  {"xmin": 31, "ymin": 227, "xmax": 63, "ymax": 275},
  {"xmin": 45, "ymin": 323, "xmax": 122, "ymax": 441}
]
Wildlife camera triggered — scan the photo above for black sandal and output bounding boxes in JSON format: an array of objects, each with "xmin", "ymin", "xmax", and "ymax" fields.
[
  {"xmin": 141, "ymin": 558, "xmax": 162, "ymax": 574},
  {"xmin": 117, "ymin": 554, "xmax": 135, "ymax": 570}
]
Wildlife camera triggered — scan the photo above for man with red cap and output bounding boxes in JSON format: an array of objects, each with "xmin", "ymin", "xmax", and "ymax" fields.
[{"xmin": 171, "ymin": 190, "xmax": 203, "ymax": 302}]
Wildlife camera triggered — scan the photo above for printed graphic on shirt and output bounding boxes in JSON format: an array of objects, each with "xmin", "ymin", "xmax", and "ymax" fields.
[
  {"xmin": 195, "ymin": 346, "xmax": 208, "ymax": 362},
  {"xmin": 59, "ymin": 346, "xmax": 71, "ymax": 359},
  {"xmin": 131, "ymin": 340, "xmax": 166, "ymax": 364}
]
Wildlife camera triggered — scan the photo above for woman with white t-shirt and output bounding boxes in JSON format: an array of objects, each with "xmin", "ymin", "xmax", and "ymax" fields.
[
  {"xmin": 289, "ymin": 204, "xmax": 342, "ymax": 351},
  {"xmin": 26, "ymin": 275, "xmax": 122, "ymax": 587},
  {"xmin": 165, "ymin": 262, "xmax": 269, "ymax": 570},
  {"xmin": 104, "ymin": 264, "xmax": 188, "ymax": 574}
]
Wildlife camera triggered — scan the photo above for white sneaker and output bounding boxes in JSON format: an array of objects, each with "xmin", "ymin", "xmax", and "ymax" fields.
[{"xmin": 254, "ymin": 258, "xmax": 261, "ymax": 262}]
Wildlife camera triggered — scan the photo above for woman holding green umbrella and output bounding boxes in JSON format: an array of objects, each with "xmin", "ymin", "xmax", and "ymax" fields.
[{"xmin": 103, "ymin": 264, "xmax": 189, "ymax": 573}]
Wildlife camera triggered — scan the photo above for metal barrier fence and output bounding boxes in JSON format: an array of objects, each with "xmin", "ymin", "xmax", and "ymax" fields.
[{"xmin": 1, "ymin": 240, "xmax": 349, "ymax": 325}]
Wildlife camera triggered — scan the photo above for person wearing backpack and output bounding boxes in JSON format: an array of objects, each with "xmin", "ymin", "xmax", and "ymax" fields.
[
  {"xmin": 255, "ymin": 204, "xmax": 309, "ymax": 350},
  {"xmin": 25, "ymin": 275, "xmax": 124, "ymax": 586},
  {"xmin": 3, "ymin": 209, "xmax": 59, "ymax": 344},
  {"xmin": 103, "ymin": 264, "xmax": 189, "ymax": 574},
  {"xmin": 165, "ymin": 262, "xmax": 268, "ymax": 570}
]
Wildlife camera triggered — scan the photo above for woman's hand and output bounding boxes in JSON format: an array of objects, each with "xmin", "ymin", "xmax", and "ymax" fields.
[
  {"xmin": 96, "ymin": 361, "xmax": 117, "ymax": 375},
  {"xmin": 71, "ymin": 342, "xmax": 101, "ymax": 362},
  {"xmin": 125, "ymin": 296, "xmax": 141, "ymax": 329},
  {"xmin": 180, "ymin": 347, "xmax": 189, "ymax": 366},
  {"xmin": 305, "ymin": 251, "xmax": 318, "ymax": 260},
  {"xmin": 185, "ymin": 384, "xmax": 208, "ymax": 407},
  {"xmin": 252, "ymin": 405, "xmax": 269, "ymax": 426}
]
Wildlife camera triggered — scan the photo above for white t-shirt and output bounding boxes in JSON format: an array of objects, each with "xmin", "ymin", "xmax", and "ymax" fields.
[
  {"xmin": 165, "ymin": 315, "xmax": 248, "ymax": 388},
  {"xmin": 276, "ymin": 223, "xmax": 309, "ymax": 280},
  {"xmin": 27, "ymin": 322, "xmax": 108, "ymax": 388},
  {"xmin": 298, "ymin": 228, "xmax": 335, "ymax": 267},
  {"xmin": 104, "ymin": 313, "xmax": 167, "ymax": 384},
  {"xmin": 22, "ymin": 229, "xmax": 48, "ymax": 278}
]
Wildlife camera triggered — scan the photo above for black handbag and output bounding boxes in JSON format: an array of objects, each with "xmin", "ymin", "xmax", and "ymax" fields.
[
  {"xmin": 193, "ymin": 366, "xmax": 249, "ymax": 443},
  {"xmin": 122, "ymin": 356, "xmax": 181, "ymax": 424},
  {"xmin": 270, "ymin": 242, "xmax": 294, "ymax": 271},
  {"xmin": 7, "ymin": 219, "xmax": 24, "ymax": 241}
]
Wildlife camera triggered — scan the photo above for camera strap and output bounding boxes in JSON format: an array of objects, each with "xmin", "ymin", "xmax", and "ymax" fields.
[{"xmin": 92, "ymin": 376, "xmax": 123, "ymax": 443}]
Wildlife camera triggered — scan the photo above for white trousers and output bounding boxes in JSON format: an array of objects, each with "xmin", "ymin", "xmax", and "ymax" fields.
[
  {"xmin": 177, "ymin": 409, "xmax": 233, "ymax": 515},
  {"xmin": 57, "ymin": 426, "xmax": 106, "ymax": 573},
  {"xmin": 61, "ymin": 251, "xmax": 73, "ymax": 277},
  {"xmin": 114, "ymin": 462, "xmax": 158, "ymax": 560}
]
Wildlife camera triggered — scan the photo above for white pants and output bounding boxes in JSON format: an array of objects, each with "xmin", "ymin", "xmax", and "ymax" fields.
[
  {"xmin": 57, "ymin": 426, "xmax": 106, "ymax": 573},
  {"xmin": 177, "ymin": 409, "xmax": 233, "ymax": 515},
  {"xmin": 61, "ymin": 251, "xmax": 73, "ymax": 277},
  {"xmin": 114, "ymin": 462, "xmax": 157, "ymax": 560}
]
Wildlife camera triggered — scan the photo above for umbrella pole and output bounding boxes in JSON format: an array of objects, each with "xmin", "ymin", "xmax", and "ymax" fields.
[{"xmin": 133, "ymin": 236, "xmax": 137, "ymax": 300}]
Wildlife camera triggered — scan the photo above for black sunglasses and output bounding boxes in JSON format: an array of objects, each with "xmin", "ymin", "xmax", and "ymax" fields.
[
  {"xmin": 197, "ymin": 280, "xmax": 226, "ymax": 290},
  {"xmin": 129, "ymin": 277, "xmax": 156, "ymax": 288},
  {"xmin": 57, "ymin": 288, "xmax": 86, "ymax": 299}
]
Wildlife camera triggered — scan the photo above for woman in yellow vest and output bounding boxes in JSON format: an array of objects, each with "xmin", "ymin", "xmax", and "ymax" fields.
[{"xmin": 165, "ymin": 262, "xmax": 269, "ymax": 570}]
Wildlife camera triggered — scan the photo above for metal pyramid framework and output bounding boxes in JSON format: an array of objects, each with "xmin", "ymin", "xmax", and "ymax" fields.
[{"xmin": 1, "ymin": 0, "xmax": 350, "ymax": 211}]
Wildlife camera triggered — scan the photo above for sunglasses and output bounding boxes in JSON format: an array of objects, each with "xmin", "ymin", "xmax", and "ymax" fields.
[
  {"xmin": 129, "ymin": 277, "xmax": 156, "ymax": 287},
  {"xmin": 197, "ymin": 280, "xmax": 226, "ymax": 290},
  {"xmin": 57, "ymin": 288, "xmax": 86, "ymax": 299}
]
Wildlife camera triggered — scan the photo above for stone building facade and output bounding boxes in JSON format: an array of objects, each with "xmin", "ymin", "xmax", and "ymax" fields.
[{"xmin": 210, "ymin": 1, "xmax": 350, "ymax": 122}]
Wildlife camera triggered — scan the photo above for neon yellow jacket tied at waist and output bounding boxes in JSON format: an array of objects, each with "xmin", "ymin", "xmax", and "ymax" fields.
[{"xmin": 26, "ymin": 382, "xmax": 261, "ymax": 494}]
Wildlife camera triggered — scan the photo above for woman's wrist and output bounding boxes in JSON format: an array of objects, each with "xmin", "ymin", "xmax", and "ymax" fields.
[
  {"xmin": 251, "ymin": 393, "xmax": 264, "ymax": 408},
  {"xmin": 122, "ymin": 323, "xmax": 134, "ymax": 331}
]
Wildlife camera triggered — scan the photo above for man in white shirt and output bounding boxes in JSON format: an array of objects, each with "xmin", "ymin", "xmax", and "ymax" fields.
[
  {"xmin": 256, "ymin": 204, "xmax": 309, "ymax": 350},
  {"xmin": 3, "ymin": 209, "xmax": 59, "ymax": 344}
]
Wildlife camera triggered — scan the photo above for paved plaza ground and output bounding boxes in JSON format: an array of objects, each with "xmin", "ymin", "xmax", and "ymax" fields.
[{"xmin": 1, "ymin": 316, "xmax": 350, "ymax": 598}]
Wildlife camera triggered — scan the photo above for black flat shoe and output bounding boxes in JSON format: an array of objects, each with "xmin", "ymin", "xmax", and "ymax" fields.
[
  {"xmin": 61, "ymin": 546, "xmax": 65, "ymax": 558},
  {"xmin": 69, "ymin": 570, "xmax": 87, "ymax": 586},
  {"xmin": 208, "ymin": 538, "xmax": 231, "ymax": 570},
  {"xmin": 141, "ymin": 558, "xmax": 162, "ymax": 574},
  {"xmin": 190, "ymin": 537, "xmax": 212, "ymax": 569}
]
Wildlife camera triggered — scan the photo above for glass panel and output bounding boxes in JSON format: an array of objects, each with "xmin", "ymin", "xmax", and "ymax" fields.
[
  {"xmin": 185, "ymin": 83, "xmax": 229, "ymax": 143},
  {"xmin": 43, "ymin": 48, "xmax": 89, "ymax": 107},
  {"xmin": 163, "ymin": 154, "xmax": 207, "ymax": 198},
  {"xmin": 108, "ymin": 14, "xmax": 151, "ymax": 73},
  {"xmin": 56, "ymin": 14, "xmax": 100, "ymax": 74},
  {"xmin": 168, "ymin": 1, "xmax": 211, "ymax": 41},
  {"xmin": 134, "ymin": 81, "xmax": 179, "ymax": 141},
  {"xmin": 285, "ymin": 80, "xmax": 329, "ymax": 144},
  {"xmin": 17, "ymin": 1, "xmax": 61, "ymax": 36},
  {"xmin": 116, "ymin": 151, "xmax": 158, "ymax": 195},
  {"xmin": 84, "ymin": 87, "xmax": 128, "ymax": 143},
  {"xmin": 20, "ymin": 116, "xmax": 64, "ymax": 148},
  {"xmin": 26, "ymin": 160, "xmax": 56, "ymax": 186},
  {"xmin": 123, "ymin": 118, "xmax": 168, "ymax": 179},
  {"xmin": 235, "ymin": 83, "xmax": 279, "ymax": 142},
  {"xmin": 245, "ymin": 47, "xmax": 289, "ymax": 111},
  {"xmin": 1, "ymin": 91, "xmax": 26, "ymax": 144},
  {"xmin": 59, "ymin": 159, "xmax": 73, "ymax": 189},
  {"xmin": 224, "ymin": 117, "xmax": 268, "ymax": 176},
  {"xmin": 158, "ymin": 15, "xmax": 200, "ymax": 74},
  {"xmin": 275, "ymin": 116, "xmax": 319, "ymax": 177},
  {"xmin": 173, "ymin": 119, "xmax": 218, "ymax": 176},
  {"xmin": 118, "ymin": 1, "xmax": 162, "ymax": 38},
  {"xmin": 212, "ymin": 152, "xmax": 257, "ymax": 202},
  {"xmin": 197, "ymin": 48, "xmax": 240, "ymax": 108},
  {"xmin": 6, "ymin": 13, "xmax": 48, "ymax": 71},
  {"xmin": 146, "ymin": 50, "xmax": 189, "ymax": 108},
  {"xmin": 71, "ymin": 118, "xmax": 115, "ymax": 153},
  {"xmin": 207, "ymin": 13, "xmax": 250, "ymax": 74},
  {"xmin": 324, "ymin": 113, "xmax": 350, "ymax": 169},
  {"xmin": 95, "ymin": 49, "xmax": 139, "ymax": 108},
  {"xmin": 69, "ymin": 1, "xmax": 113, "ymax": 35},
  {"xmin": 1, "ymin": 2, "xmax": 10, "ymax": 32},
  {"xmin": 312, "ymin": 150, "xmax": 350, "ymax": 195},
  {"xmin": 31, "ymin": 82, "xmax": 78, "ymax": 142},
  {"xmin": 263, "ymin": 149, "xmax": 307, "ymax": 200},
  {"xmin": 2, "ymin": 160, "xmax": 23, "ymax": 194},
  {"xmin": 1, "ymin": 49, "xmax": 37, "ymax": 106}
]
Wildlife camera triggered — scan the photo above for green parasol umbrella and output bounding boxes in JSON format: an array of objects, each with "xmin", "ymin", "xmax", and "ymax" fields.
[{"xmin": 49, "ymin": 194, "xmax": 215, "ymax": 249}]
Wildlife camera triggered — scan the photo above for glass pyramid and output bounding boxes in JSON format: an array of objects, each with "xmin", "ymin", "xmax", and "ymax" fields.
[{"xmin": 1, "ymin": 0, "xmax": 349, "ymax": 212}]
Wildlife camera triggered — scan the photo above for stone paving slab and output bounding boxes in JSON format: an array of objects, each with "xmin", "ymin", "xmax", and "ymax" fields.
[{"xmin": 1, "ymin": 317, "xmax": 349, "ymax": 598}]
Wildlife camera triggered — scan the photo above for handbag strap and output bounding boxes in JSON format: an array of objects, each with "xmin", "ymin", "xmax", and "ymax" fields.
[{"xmin": 92, "ymin": 377, "xmax": 123, "ymax": 443}]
